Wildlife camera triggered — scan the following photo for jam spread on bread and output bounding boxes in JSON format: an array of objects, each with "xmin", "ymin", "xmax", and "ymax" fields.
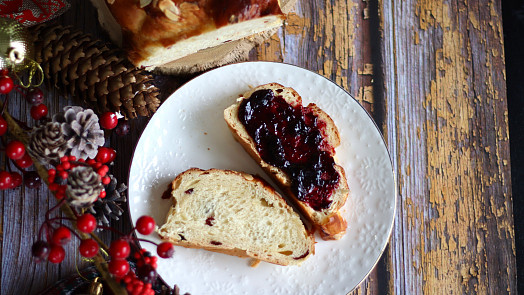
[{"xmin": 238, "ymin": 89, "xmax": 340, "ymax": 211}]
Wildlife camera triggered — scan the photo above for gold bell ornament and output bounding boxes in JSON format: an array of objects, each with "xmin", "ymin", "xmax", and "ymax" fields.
[{"xmin": 0, "ymin": 17, "xmax": 43, "ymax": 88}]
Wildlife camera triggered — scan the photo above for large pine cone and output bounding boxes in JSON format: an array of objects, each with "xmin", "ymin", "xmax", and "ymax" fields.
[
  {"xmin": 27, "ymin": 122, "xmax": 68, "ymax": 163},
  {"xmin": 29, "ymin": 23, "xmax": 161, "ymax": 119},
  {"xmin": 66, "ymin": 166, "xmax": 103, "ymax": 208}
]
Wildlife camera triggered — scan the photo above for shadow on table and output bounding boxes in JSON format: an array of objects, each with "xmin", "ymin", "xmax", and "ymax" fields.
[{"xmin": 503, "ymin": 0, "xmax": 524, "ymax": 291}]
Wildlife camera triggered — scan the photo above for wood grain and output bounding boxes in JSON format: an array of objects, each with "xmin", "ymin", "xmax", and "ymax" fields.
[
  {"xmin": 378, "ymin": 0, "xmax": 516, "ymax": 293},
  {"xmin": 253, "ymin": 1, "xmax": 388, "ymax": 294}
]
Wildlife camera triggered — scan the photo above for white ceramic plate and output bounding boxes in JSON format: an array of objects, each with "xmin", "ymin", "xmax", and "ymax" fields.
[{"xmin": 128, "ymin": 62, "xmax": 396, "ymax": 295}]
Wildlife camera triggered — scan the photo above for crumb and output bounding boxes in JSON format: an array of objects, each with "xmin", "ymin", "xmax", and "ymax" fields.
[
  {"xmin": 249, "ymin": 259, "xmax": 261, "ymax": 268},
  {"xmin": 204, "ymin": 132, "xmax": 208, "ymax": 135},
  {"xmin": 207, "ymin": 148, "xmax": 210, "ymax": 150}
]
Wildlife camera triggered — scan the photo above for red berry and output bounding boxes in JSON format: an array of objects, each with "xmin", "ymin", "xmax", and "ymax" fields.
[
  {"xmin": 0, "ymin": 171, "xmax": 12, "ymax": 189},
  {"xmin": 136, "ymin": 216, "xmax": 155, "ymax": 235},
  {"xmin": 109, "ymin": 239, "xmax": 131, "ymax": 259},
  {"xmin": 100, "ymin": 112, "xmax": 118, "ymax": 129},
  {"xmin": 102, "ymin": 176, "xmax": 111, "ymax": 185},
  {"xmin": 59, "ymin": 171, "xmax": 68, "ymax": 179},
  {"xmin": 77, "ymin": 213, "xmax": 97, "ymax": 233},
  {"xmin": 6, "ymin": 141, "xmax": 25, "ymax": 160},
  {"xmin": 0, "ymin": 115, "xmax": 7, "ymax": 136},
  {"xmin": 24, "ymin": 171, "xmax": 41, "ymax": 189},
  {"xmin": 137, "ymin": 264, "xmax": 157, "ymax": 284},
  {"xmin": 62, "ymin": 161, "xmax": 71, "ymax": 170},
  {"xmin": 15, "ymin": 153, "xmax": 33, "ymax": 168},
  {"xmin": 9, "ymin": 172, "xmax": 22, "ymax": 188},
  {"xmin": 26, "ymin": 88, "xmax": 44, "ymax": 105},
  {"xmin": 48, "ymin": 182, "xmax": 58, "ymax": 191},
  {"xmin": 115, "ymin": 120, "xmax": 130, "ymax": 136},
  {"xmin": 30, "ymin": 104, "xmax": 48, "ymax": 120},
  {"xmin": 99, "ymin": 190, "xmax": 106, "ymax": 198},
  {"xmin": 55, "ymin": 190, "xmax": 65, "ymax": 200},
  {"xmin": 157, "ymin": 242, "xmax": 174, "ymax": 258},
  {"xmin": 97, "ymin": 165, "xmax": 109, "ymax": 177},
  {"xmin": 0, "ymin": 76, "xmax": 13, "ymax": 94},
  {"xmin": 48, "ymin": 245, "xmax": 65, "ymax": 263},
  {"xmin": 32, "ymin": 240, "xmax": 50, "ymax": 262},
  {"xmin": 108, "ymin": 259, "xmax": 130, "ymax": 277},
  {"xmin": 95, "ymin": 147, "xmax": 116, "ymax": 164},
  {"xmin": 79, "ymin": 238, "xmax": 99, "ymax": 258},
  {"xmin": 52, "ymin": 226, "xmax": 72, "ymax": 245}
]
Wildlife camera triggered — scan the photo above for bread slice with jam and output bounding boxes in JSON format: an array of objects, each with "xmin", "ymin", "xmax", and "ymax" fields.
[{"xmin": 224, "ymin": 83, "xmax": 349, "ymax": 240}]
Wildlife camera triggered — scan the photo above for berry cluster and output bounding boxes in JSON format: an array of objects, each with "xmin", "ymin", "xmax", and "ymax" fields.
[
  {"xmin": 0, "ymin": 69, "xmax": 48, "ymax": 121},
  {"xmin": 31, "ymin": 211, "xmax": 100, "ymax": 264},
  {"xmin": 120, "ymin": 268, "xmax": 155, "ymax": 295},
  {"xmin": 47, "ymin": 150, "xmax": 114, "ymax": 200},
  {"xmin": 105, "ymin": 216, "xmax": 174, "ymax": 281},
  {"xmin": 0, "ymin": 70, "xmax": 49, "ymax": 190}
]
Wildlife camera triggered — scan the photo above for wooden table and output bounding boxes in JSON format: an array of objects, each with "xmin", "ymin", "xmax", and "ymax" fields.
[{"xmin": 0, "ymin": 0, "xmax": 517, "ymax": 294}]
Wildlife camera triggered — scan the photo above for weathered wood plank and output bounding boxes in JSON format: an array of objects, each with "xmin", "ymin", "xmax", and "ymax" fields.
[
  {"xmin": 254, "ymin": 1, "xmax": 388, "ymax": 293},
  {"xmin": 378, "ymin": 0, "xmax": 516, "ymax": 293}
]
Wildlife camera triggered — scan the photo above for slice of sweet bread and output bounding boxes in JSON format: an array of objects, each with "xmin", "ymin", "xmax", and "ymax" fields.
[
  {"xmin": 103, "ymin": 0, "xmax": 285, "ymax": 69},
  {"xmin": 157, "ymin": 168, "xmax": 314, "ymax": 266},
  {"xmin": 224, "ymin": 83, "xmax": 349, "ymax": 240}
]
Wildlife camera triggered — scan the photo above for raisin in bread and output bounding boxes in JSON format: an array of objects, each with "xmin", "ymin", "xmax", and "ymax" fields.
[
  {"xmin": 157, "ymin": 168, "xmax": 314, "ymax": 266},
  {"xmin": 224, "ymin": 83, "xmax": 350, "ymax": 240},
  {"xmin": 102, "ymin": 0, "xmax": 285, "ymax": 70}
]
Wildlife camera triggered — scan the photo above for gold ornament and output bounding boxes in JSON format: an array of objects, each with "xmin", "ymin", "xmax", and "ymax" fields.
[
  {"xmin": 88, "ymin": 277, "xmax": 103, "ymax": 295},
  {"xmin": 0, "ymin": 17, "xmax": 33, "ymax": 72},
  {"xmin": 0, "ymin": 17, "xmax": 43, "ymax": 87}
]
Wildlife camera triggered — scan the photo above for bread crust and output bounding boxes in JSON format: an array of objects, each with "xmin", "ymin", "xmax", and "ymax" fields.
[
  {"xmin": 158, "ymin": 168, "xmax": 315, "ymax": 266},
  {"xmin": 224, "ymin": 83, "xmax": 349, "ymax": 240},
  {"xmin": 106, "ymin": 0, "xmax": 285, "ymax": 67}
]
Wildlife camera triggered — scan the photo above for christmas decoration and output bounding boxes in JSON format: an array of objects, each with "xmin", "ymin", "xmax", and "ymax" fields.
[
  {"xmin": 88, "ymin": 174, "xmax": 127, "ymax": 228},
  {"xmin": 27, "ymin": 121, "xmax": 68, "ymax": 163},
  {"xmin": 52, "ymin": 106, "xmax": 105, "ymax": 159},
  {"xmin": 0, "ymin": 0, "xmax": 70, "ymax": 26},
  {"xmin": 30, "ymin": 23, "xmax": 162, "ymax": 119},
  {"xmin": 0, "ymin": 17, "xmax": 32, "ymax": 72},
  {"xmin": 0, "ymin": 15, "xmax": 186, "ymax": 295},
  {"xmin": 66, "ymin": 166, "xmax": 103, "ymax": 208},
  {"xmin": 0, "ymin": 17, "xmax": 43, "ymax": 88}
]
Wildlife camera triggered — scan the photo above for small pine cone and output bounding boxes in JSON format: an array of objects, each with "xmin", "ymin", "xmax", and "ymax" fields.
[
  {"xmin": 29, "ymin": 23, "xmax": 161, "ymax": 119},
  {"xmin": 53, "ymin": 106, "xmax": 105, "ymax": 159},
  {"xmin": 28, "ymin": 122, "xmax": 68, "ymax": 163},
  {"xmin": 88, "ymin": 174, "xmax": 127, "ymax": 228},
  {"xmin": 66, "ymin": 166, "xmax": 102, "ymax": 208}
]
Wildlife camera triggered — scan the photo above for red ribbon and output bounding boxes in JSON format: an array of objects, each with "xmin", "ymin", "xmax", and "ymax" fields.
[{"xmin": 0, "ymin": 0, "xmax": 70, "ymax": 26}]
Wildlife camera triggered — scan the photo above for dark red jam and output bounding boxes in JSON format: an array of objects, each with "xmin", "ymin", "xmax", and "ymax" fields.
[{"xmin": 238, "ymin": 89, "xmax": 340, "ymax": 211}]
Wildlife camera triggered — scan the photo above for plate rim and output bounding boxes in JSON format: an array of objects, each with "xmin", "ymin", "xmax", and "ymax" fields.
[{"xmin": 126, "ymin": 60, "xmax": 398, "ymax": 294}]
